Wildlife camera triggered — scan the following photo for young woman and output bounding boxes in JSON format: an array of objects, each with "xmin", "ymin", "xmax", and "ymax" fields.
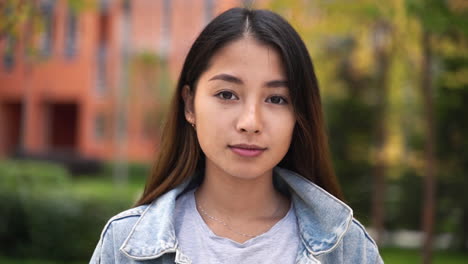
[{"xmin": 91, "ymin": 7, "xmax": 383, "ymax": 264}]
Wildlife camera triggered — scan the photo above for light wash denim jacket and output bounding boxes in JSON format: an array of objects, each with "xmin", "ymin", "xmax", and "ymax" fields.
[{"xmin": 90, "ymin": 167, "xmax": 384, "ymax": 264}]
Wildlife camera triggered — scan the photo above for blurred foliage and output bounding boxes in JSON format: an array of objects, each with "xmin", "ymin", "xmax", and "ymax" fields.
[
  {"xmin": 435, "ymin": 54, "xmax": 468, "ymax": 250},
  {"xmin": 0, "ymin": 160, "xmax": 70, "ymax": 191},
  {"xmin": 325, "ymin": 97, "xmax": 376, "ymax": 225},
  {"xmin": 407, "ymin": 0, "xmax": 468, "ymax": 35},
  {"xmin": 0, "ymin": 0, "xmax": 94, "ymax": 61},
  {"xmin": 0, "ymin": 0, "xmax": 93, "ymax": 39},
  {"xmin": 0, "ymin": 160, "xmax": 144, "ymax": 261},
  {"xmin": 266, "ymin": 0, "xmax": 468, "ymax": 251},
  {"xmin": 0, "ymin": 0, "xmax": 34, "ymax": 38}
]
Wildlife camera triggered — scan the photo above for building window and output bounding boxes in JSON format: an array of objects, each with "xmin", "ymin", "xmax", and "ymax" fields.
[
  {"xmin": 96, "ymin": 45, "xmax": 107, "ymax": 95},
  {"xmin": 39, "ymin": 0, "xmax": 55, "ymax": 56},
  {"xmin": 95, "ymin": 7, "xmax": 110, "ymax": 95},
  {"xmin": 94, "ymin": 114, "xmax": 106, "ymax": 141},
  {"xmin": 3, "ymin": 35, "xmax": 15, "ymax": 71},
  {"xmin": 64, "ymin": 8, "xmax": 78, "ymax": 58}
]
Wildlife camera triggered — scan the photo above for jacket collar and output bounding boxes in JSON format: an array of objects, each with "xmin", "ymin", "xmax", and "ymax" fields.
[
  {"xmin": 274, "ymin": 167, "xmax": 353, "ymax": 256},
  {"xmin": 120, "ymin": 167, "xmax": 353, "ymax": 260},
  {"xmin": 120, "ymin": 179, "xmax": 191, "ymax": 260}
]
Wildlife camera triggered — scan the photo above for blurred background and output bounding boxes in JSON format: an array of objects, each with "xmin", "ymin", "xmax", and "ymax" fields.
[{"xmin": 0, "ymin": 0, "xmax": 467, "ymax": 263}]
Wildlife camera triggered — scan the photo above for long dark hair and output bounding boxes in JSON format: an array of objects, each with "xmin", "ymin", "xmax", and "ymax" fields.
[{"xmin": 136, "ymin": 7, "xmax": 343, "ymax": 206}]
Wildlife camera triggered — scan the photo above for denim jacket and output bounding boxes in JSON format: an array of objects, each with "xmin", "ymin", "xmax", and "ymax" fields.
[{"xmin": 90, "ymin": 167, "xmax": 383, "ymax": 264}]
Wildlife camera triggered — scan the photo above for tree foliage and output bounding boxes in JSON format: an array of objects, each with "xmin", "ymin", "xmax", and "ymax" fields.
[{"xmin": 265, "ymin": 0, "xmax": 468, "ymax": 252}]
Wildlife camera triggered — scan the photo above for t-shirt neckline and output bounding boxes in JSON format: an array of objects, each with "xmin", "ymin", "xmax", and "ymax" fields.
[{"xmin": 188, "ymin": 189, "xmax": 294, "ymax": 247}]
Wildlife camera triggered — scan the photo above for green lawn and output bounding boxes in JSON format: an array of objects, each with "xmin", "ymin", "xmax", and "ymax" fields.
[{"xmin": 380, "ymin": 248, "xmax": 468, "ymax": 264}]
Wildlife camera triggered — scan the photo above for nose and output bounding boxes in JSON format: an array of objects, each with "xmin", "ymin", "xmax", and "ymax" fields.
[{"xmin": 236, "ymin": 101, "xmax": 262, "ymax": 134}]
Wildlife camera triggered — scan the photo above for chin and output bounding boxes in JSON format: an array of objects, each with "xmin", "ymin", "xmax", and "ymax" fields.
[{"xmin": 223, "ymin": 165, "xmax": 273, "ymax": 181}]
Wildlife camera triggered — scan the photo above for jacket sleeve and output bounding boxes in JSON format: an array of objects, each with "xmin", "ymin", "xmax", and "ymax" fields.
[{"xmin": 90, "ymin": 222, "xmax": 116, "ymax": 264}]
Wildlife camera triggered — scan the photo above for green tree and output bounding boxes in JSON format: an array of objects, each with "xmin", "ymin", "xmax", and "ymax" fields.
[
  {"xmin": 266, "ymin": 0, "xmax": 410, "ymax": 245},
  {"xmin": 406, "ymin": 0, "xmax": 468, "ymax": 262},
  {"xmin": 265, "ymin": 1, "xmax": 468, "ymax": 260}
]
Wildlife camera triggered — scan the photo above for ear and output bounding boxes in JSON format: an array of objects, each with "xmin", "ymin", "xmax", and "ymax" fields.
[{"xmin": 182, "ymin": 85, "xmax": 195, "ymax": 125}]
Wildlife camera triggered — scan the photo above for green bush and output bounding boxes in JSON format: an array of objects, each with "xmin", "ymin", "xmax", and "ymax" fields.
[
  {"xmin": 99, "ymin": 162, "xmax": 150, "ymax": 184},
  {"xmin": 0, "ymin": 160, "xmax": 70, "ymax": 192},
  {"xmin": 0, "ymin": 160, "xmax": 137, "ymax": 261}
]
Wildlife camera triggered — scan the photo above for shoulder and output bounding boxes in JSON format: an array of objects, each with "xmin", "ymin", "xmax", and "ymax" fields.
[
  {"xmin": 99, "ymin": 205, "xmax": 148, "ymax": 241},
  {"xmin": 344, "ymin": 219, "xmax": 378, "ymax": 245},
  {"xmin": 339, "ymin": 218, "xmax": 383, "ymax": 263},
  {"xmin": 316, "ymin": 218, "xmax": 383, "ymax": 263},
  {"xmin": 90, "ymin": 205, "xmax": 149, "ymax": 264}
]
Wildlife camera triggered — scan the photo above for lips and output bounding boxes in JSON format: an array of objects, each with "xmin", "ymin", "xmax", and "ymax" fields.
[{"xmin": 228, "ymin": 144, "xmax": 267, "ymax": 157}]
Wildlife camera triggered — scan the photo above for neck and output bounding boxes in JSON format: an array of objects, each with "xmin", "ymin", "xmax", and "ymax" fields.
[{"xmin": 195, "ymin": 165, "xmax": 285, "ymax": 220}]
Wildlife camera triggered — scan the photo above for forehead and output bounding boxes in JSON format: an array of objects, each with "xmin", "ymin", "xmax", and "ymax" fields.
[{"xmin": 201, "ymin": 36, "xmax": 286, "ymax": 81}]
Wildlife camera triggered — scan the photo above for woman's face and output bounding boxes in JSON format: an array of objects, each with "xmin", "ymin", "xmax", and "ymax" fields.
[{"xmin": 184, "ymin": 36, "xmax": 296, "ymax": 181}]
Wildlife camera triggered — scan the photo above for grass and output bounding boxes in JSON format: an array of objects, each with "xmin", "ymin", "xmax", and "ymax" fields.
[{"xmin": 380, "ymin": 248, "xmax": 468, "ymax": 264}]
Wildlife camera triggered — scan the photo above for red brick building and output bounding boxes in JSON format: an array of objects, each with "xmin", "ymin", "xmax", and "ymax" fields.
[{"xmin": 0, "ymin": 0, "xmax": 245, "ymax": 162}]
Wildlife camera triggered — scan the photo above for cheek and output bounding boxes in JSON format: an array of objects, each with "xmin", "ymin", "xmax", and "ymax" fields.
[
  {"xmin": 272, "ymin": 111, "xmax": 295, "ymax": 137},
  {"xmin": 193, "ymin": 101, "xmax": 231, "ymax": 151},
  {"xmin": 195, "ymin": 101, "xmax": 228, "ymax": 130},
  {"xmin": 273, "ymin": 114, "xmax": 296, "ymax": 154},
  {"xmin": 281, "ymin": 122, "xmax": 295, "ymax": 147}
]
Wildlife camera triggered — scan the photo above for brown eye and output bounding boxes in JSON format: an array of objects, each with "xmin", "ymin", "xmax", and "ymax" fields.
[
  {"xmin": 267, "ymin": 95, "xmax": 287, "ymax": 105},
  {"xmin": 216, "ymin": 91, "xmax": 238, "ymax": 100}
]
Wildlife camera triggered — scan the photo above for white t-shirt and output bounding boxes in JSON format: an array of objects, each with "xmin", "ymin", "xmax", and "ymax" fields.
[{"xmin": 174, "ymin": 189, "xmax": 300, "ymax": 264}]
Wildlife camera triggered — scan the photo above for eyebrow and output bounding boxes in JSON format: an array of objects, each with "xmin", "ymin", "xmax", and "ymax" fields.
[{"xmin": 208, "ymin": 73, "xmax": 288, "ymax": 88}]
